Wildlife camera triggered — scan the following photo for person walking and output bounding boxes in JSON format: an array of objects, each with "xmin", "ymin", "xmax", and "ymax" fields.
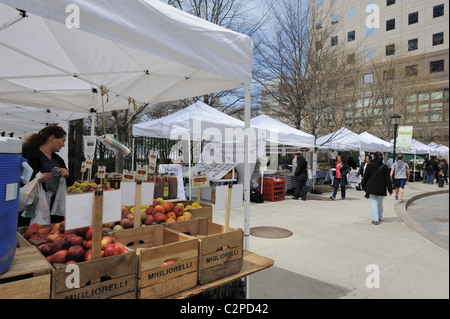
[
  {"xmin": 422, "ymin": 158, "xmax": 428, "ymax": 183},
  {"xmin": 330, "ymin": 155, "xmax": 350, "ymax": 200},
  {"xmin": 362, "ymin": 151, "xmax": 393, "ymax": 225},
  {"xmin": 356, "ymin": 154, "xmax": 372, "ymax": 198},
  {"xmin": 390, "ymin": 154, "xmax": 410, "ymax": 203},
  {"xmin": 425, "ymin": 156, "xmax": 439, "ymax": 185},
  {"xmin": 20, "ymin": 125, "xmax": 75, "ymax": 226},
  {"xmin": 293, "ymin": 154, "xmax": 308, "ymax": 201},
  {"xmin": 439, "ymin": 158, "xmax": 448, "ymax": 185}
]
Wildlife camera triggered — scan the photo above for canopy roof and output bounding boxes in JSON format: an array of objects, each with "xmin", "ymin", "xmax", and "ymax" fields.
[
  {"xmin": 132, "ymin": 101, "xmax": 246, "ymax": 141},
  {"xmin": 0, "ymin": 0, "xmax": 253, "ymax": 113},
  {"xmin": 359, "ymin": 131, "xmax": 393, "ymax": 153},
  {"xmin": 428, "ymin": 142, "xmax": 449, "ymax": 156},
  {"xmin": 316, "ymin": 127, "xmax": 367, "ymax": 151},
  {"xmin": 390, "ymin": 138, "xmax": 431, "ymax": 154},
  {"xmin": 250, "ymin": 114, "xmax": 315, "ymax": 148},
  {"xmin": 0, "ymin": 102, "xmax": 87, "ymax": 137}
]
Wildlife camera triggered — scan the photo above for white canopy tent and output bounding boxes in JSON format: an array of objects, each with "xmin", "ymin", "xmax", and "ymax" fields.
[
  {"xmin": 428, "ymin": 142, "xmax": 449, "ymax": 157},
  {"xmin": 316, "ymin": 127, "xmax": 366, "ymax": 151},
  {"xmin": 390, "ymin": 138, "xmax": 431, "ymax": 155},
  {"xmin": 250, "ymin": 114, "xmax": 315, "ymax": 149},
  {"xmin": 0, "ymin": 0, "xmax": 254, "ymax": 259},
  {"xmin": 359, "ymin": 131, "xmax": 393, "ymax": 153}
]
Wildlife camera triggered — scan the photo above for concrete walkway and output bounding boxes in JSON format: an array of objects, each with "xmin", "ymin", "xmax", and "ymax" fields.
[{"xmin": 210, "ymin": 181, "xmax": 449, "ymax": 299}]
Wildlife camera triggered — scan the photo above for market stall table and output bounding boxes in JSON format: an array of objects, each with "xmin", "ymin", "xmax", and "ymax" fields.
[{"xmin": 169, "ymin": 250, "xmax": 274, "ymax": 299}]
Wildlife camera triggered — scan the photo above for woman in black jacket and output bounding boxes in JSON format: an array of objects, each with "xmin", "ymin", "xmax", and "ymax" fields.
[
  {"xmin": 362, "ymin": 152, "xmax": 393, "ymax": 225},
  {"xmin": 330, "ymin": 155, "xmax": 350, "ymax": 200},
  {"xmin": 293, "ymin": 154, "xmax": 308, "ymax": 200},
  {"xmin": 20, "ymin": 125, "xmax": 76, "ymax": 226}
]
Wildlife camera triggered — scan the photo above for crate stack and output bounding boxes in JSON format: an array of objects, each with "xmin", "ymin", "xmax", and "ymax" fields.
[{"xmin": 259, "ymin": 176, "xmax": 286, "ymax": 202}]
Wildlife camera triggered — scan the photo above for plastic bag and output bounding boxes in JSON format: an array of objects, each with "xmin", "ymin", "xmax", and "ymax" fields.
[
  {"xmin": 30, "ymin": 173, "xmax": 51, "ymax": 225},
  {"xmin": 50, "ymin": 177, "xmax": 67, "ymax": 217},
  {"xmin": 18, "ymin": 176, "xmax": 40, "ymax": 213}
]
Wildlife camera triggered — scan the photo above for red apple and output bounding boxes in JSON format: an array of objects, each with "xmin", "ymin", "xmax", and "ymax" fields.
[
  {"xmin": 166, "ymin": 218, "xmax": 176, "ymax": 223},
  {"xmin": 153, "ymin": 205, "xmax": 165, "ymax": 214},
  {"xmin": 104, "ymin": 243, "xmax": 122, "ymax": 257},
  {"xmin": 144, "ymin": 215, "xmax": 154, "ymax": 226},
  {"xmin": 50, "ymin": 239, "xmax": 67, "ymax": 254},
  {"xmin": 176, "ymin": 216, "xmax": 188, "ymax": 222},
  {"xmin": 66, "ymin": 260, "xmax": 77, "ymax": 265},
  {"xmin": 183, "ymin": 212, "xmax": 193, "ymax": 220},
  {"xmin": 75, "ymin": 226, "xmax": 90, "ymax": 238},
  {"xmin": 67, "ymin": 245, "xmax": 85, "ymax": 262},
  {"xmin": 115, "ymin": 242, "xmax": 128, "ymax": 254},
  {"xmin": 84, "ymin": 240, "xmax": 92, "ymax": 250},
  {"xmin": 101, "ymin": 236, "xmax": 115, "ymax": 250},
  {"xmin": 166, "ymin": 212, "xmax": 177, "ymax": 220},
  {"xmin": 85, "ymin": 228, "xmax": 93, "ymax": 241},
  {"xmin": 120, "ymin": 218, "xmax": 133, "ymax": 229},
  {"xmin": 153, "ymin": 212, "xmax": 166, "ymax": 223},
  {"xmin": 39, "ymin": 243, "xmax": 53, "ymax": 257},
  {"xmin": 50, "ymin": 249, "xmax": 68, "ymax": 264},
  {"xmin": 152, "ymin": 199, "xmax": 162, "ymax": 207},
  {"xmin": 172, "ymin": 206, "xmax": 184, "ymax": 217},
  {"xmin": 65, "ymin": 235, "xmax": 84, "ymax": 248},
  {"xmin": 145, "ymin": 206, "xmax": 154, "ymax": 215},
  {"xmin": 38, "ymin": 228, "xmax": 51, "ymax": 235},
  {"xmin": 161, "ymin": 260, "xmax": 175, "ymax": 267},
  {"xmin": 84, "ymin": 249, "xmax": 104, "ymax": 261},
  {"xmin": 28, "ymin": 223, "xmax": 42, "ymax": 231},
  {"xmin": 162, "ymin": 201, "xmax": 174, "ymax": 213},
  {"xmin": 23, "ymin": 229, "xmax": 37, "ymax": 240}
]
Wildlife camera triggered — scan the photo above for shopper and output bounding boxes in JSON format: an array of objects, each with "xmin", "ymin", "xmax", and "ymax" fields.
[
  {"xmin": 330, "ymin": 155, "xmax": 350, "ymax": 200},
  {"xmin": 390, "ymin": 154, "xmax": 410, "ymax": 203},
  {"xmin": 356, "ymin": 154, "xmax": 372, "ymax": 198},
  {"xmin": 386, "ymin": 155, "xmax": 394, "ymax": 169},
  {"xmin": 293, "ymin": 154, "xmax": 308, "ymax": 201},
  {"xmin": 422, "ymin": 158, "xmax": 428, "ymax": 183},
  {"xmin": 440, "ymin": 158, "xmax": 448, "ymax": 185},
  {"xmin": 362, "ymin": 151, "xmax": 393, "ymax": 225},
  {"xmin": 425, "ymin": 156, "xmax": 439, "ymax": 185},
  {"xmin": 20, "ymin": 125, "xmax": 75, "ymax": 226}
]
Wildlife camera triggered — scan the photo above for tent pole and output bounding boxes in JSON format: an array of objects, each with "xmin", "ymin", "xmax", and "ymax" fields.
[
  {"xmin": 244, "ymin": 84, "xmax": 251, "ymax": 299},
  {"xmin": 189, "ymin": 138, "xmax": 192, "ymax": 201}
]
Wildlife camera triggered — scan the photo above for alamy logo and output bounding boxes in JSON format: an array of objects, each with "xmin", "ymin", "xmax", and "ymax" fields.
[
  {"xmin": 66, "ymin": 4, "xmax": 80, "ymax": 29},
  {"xmin": 366, "ymin": 4, "xmax": 380, "ymax": 29},
  {"xmin": 365, "ymin": 264, "xmax": 380, "ymax": 289}
]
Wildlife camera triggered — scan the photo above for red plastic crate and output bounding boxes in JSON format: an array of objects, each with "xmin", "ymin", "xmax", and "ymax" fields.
[{"xmin": 259, "ymin": 176, "xmax": 285, "ymax": 201}]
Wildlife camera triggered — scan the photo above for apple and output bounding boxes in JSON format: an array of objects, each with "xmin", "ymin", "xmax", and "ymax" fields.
[
  {"xmin": 66, "ymin": 235, "xmax": 84, "ymax": 248},
  {"xmin": 120, "ymin": 218, "xmax": 133, "ymax": 229},
  {"xmin": 50, "ymin": 239, "xmax": 67, "ymax": 254},
  {"xmin": 145, "ymin": 206, "xmax": 154, "ymax": 215},
  {"xmin": 153, "ymin": 205, "xmax": 165, "ymax": 214},
  {"xmin": 66, "ymin": 260, "xmax": 77, "ymax": 265},
  {"xmin": 23, "ymin": 229, "xmax": 37, "ymax": 240},
  {"xmin": 101, "ymin": 236, "xmax": 116, "ymax": 250},
  {"xmin": 182, "ymin": 212, "xmax": 193, "ymax": 220},
  {"xmin": 39, "ymin": 243, "xmax": 53, "ymax": 257},
  {"xmin": 166, "ymin": 218, "xmax": 176, "ymax": 223},
  {"xmin": 176, "ymin": 216, "xmax": 188, "ymax": 222},
  {"xmin": 140, "ymin": 212, "xmax": 147, "ymax": 223},
  {"xmin": 162, "ymin": 201, "xmax": 175, "ymax": 213},
  {"xmin": 153, "ymin": 212, "xmax": 166, "ymax": 223},
  {"xmin": 144, "ymin": 215, "xmax": 154, "ymax": 226},
  {"xmin": 75, "ymin": 226, "xmax": 90, "ymax": 238},
  {"xmin": 113, "ymin": 225, "xmax": 124, "ymax": 231},
  {"xmin": 115, "ymin": 242, "xmax": 128, "ymax": 254},
  {"xmin": 84, "ymin": 240, "xmax": 92, "ymax": 250},
  {"xmin": 85, "ymin": 228, "xmax": 93, "ymax": 241},
  {"xmin": 67, "ymin": 245, "xmax": 85, "ymax": 262},
  {"xmin": 161, "ymin": 260, "xmax": 175, "ymax": 267},
  {"xmin": 165, "ymin": 212, "xmax": 177, "ymax": 220},
  {"xmin": 28, "ymin": 223, "xmax": 42, "ymax": 232},
  {"xmin": 38, "ymin": 228, "xmax": 51, "ymax": 235},
  {"xmin": 127, "ymin": 213, "xmax": 134, "ymax": 221},
  {"xmin": 104, "ymin": 243, "xmax": 122, "ymax": 257},
  {"xmin": 50, "ymin": 249, "xmax": 68, "ymax": 264},
  {"xmin": 172, "ymin": 206, "xmax": 184, "ymax": 217},
  {"xmin": 152, "ymin": 199, "xmax": 162, "ymax": 207},
  {"xmin": 84, "ymin": 249, "xmax": 104, "ymax": 261}
]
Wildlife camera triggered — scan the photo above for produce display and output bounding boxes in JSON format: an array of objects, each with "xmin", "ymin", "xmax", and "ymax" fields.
[
  {"xmin": 22, "ymin": 222, "xmax": 128, "ymax": 265},
  {"xmin": 109, "ymin": 198, "xmax": 202, "ymax": 230},
  {"xmin": 67, "ymin": 181, "xmax": 114, "ymax": 193}
]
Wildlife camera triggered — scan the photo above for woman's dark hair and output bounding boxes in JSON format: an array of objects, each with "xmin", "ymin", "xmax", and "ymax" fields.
[
  {"xmin": 366, "ymin": 155, "xmax": 372, "ymax": 161},
  {"xmin": 22, "ymin": 125, "xmax": 66, "ymax": 150}
]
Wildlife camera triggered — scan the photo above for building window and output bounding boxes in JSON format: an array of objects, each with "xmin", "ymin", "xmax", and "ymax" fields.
[
  {"xmin": 405, "ymin": 65, "xmax": 418, "ymax": 77},
  {"xmin": 408, "ymin": 12, "xmax": 419, "ymax": 25},
  {"xmin": 387, "ymin": 0, "xmax": 395, "ymax": 6},
  {"xmin": 408, "ymin": 38, "xmax": 418, "ymax": 51},
  {"xmin": 386, "ymin": 18, "xmax": 395, "ymax": 31},
  {"xmin": 331, "ymin": 36, "xmax": 338, "ymax": 47},
  {"xmin": 364, "ymin": 73, "xmax": 373, "ymax": 84},
  {"xmin": 331, "ymin": 14, "xmax": 339, "ymax": 24},
  {"xmin": 430, "ymin": 60, "xmax": 444, "ymax": 73},
  {"xmin": 317, "ymin": 0, "xmax": 323, "ymax": 9},
  {"xmin": 383, "ymin": 69, "xmax": 395, "ymax": 80},
  {"xmin": 386, "ymin": 44, "xmax": 395, "ymax": 56},
  {"xmin": 348, "ymin": 8, "xmax": 356, "ymax": 19},
  {"xmin": 433, "ymin": 32, "xmax": 444, "ymax": 46},
  {"xmin": 365, "ymin": 49, "xmax": 374, "ymax": 61},
  {"xmin": 348, "ymin": 30, "xmax": 355, "ymax": 42},
  {"xmin": 433, "ymin": 4, "xmax": 444, "ymax": 18}
]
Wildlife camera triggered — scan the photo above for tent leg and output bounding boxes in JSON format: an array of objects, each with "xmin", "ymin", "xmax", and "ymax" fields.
[{"xmin": 244, "ymin": 84, "xmax": 251, "ymax": 299}]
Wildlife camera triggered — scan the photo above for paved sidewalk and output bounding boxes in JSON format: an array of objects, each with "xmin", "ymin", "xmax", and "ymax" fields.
[{"xmin": 210, "ymin": 182, "xmax": 449, "ymax": 299}]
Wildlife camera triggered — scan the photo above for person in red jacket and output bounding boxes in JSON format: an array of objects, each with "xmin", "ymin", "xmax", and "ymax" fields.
[{"xmin": 362, "ymin": 151, "xmax": 393, "ymax": 225}]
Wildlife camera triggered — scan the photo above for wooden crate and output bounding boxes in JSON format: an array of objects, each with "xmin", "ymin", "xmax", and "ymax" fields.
[
  {"xmin": 171, "ymin": 200, "xmax": 213, "ymax": 221},
  {"xmin": 110, "ymin": 225, "xmax": 198, "ymax": 299},
  {"xmin": 0, "ymin": 233, "xmax": 52, "ymax": 299},
  {"xmin": 166, "ymin": 219, "xmax": 244, "ymax": 285},
  {"xmin": 18, "ymin": 224, "xmax": 138, "ymax": 299}
]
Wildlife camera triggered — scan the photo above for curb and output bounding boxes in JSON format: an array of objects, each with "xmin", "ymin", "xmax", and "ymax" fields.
[{"xmin": 395, "ymin": 189, "xmax": 449, "ymax": 251}]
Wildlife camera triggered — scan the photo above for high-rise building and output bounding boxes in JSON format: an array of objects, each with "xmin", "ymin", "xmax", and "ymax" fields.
[{"xmin": 311, "ymin": 0, "xmax": 449, "ymax": 145}]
